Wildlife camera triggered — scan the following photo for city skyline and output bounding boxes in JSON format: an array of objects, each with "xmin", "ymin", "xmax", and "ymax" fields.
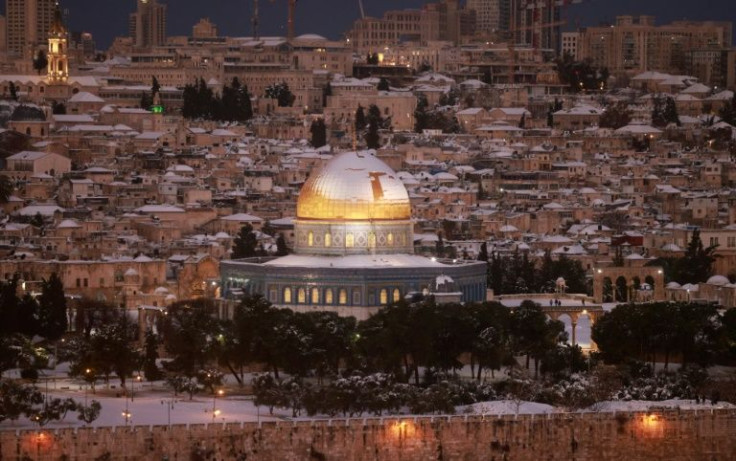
[{"xmin": 4, "ymin": 0, "xmax": 733, "ymax": 49}]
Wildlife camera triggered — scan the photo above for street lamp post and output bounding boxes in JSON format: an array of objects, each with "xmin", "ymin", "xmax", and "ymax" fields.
[
  {"xmin": 161, "ymin": 399, "xmax": 175, "ymax": 427},
  {"xmin": 212, "ymin": 389, "xmax": 223, "ymax": 422},
  {"xmin": 131, "ymin": 375, "xmax": 142, "ymax": 402}
]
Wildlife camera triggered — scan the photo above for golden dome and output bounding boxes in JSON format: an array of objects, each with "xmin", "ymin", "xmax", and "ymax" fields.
[{"xmin": 297, "ymin": 151, "xmax": 411, "ymax": 221}]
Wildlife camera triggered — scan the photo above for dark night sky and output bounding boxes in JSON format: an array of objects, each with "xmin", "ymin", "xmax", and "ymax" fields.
[{"xmin": 18, "ymin": 0, "xmax": 736, "ymax": 48}]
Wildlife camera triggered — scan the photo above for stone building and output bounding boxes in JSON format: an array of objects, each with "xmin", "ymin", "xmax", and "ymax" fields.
[{"xmin": 221, "ymin": 151, "xmax": 487, "ymax": 320}]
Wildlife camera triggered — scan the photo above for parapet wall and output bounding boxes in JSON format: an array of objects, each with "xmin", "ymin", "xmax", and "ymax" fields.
[{"xmin": 2, "ymin": 409, "xmax": 736, "ymax": 460}]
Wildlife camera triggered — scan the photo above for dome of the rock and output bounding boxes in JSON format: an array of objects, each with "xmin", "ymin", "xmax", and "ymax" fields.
[{"xmin": 296, "ymin": 151, "xmax": 410, "ymax": 222}]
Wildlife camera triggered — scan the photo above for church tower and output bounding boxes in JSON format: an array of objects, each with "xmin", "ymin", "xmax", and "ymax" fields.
[{"xmin": 47, "ymin": 3, "xmax": 68, "ymax": 83}]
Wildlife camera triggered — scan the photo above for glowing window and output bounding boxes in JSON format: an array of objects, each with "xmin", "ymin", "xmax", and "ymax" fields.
[
  {"xmin": 387, "ymin": 233, "xmax": 394, "ymax": 245},
  {"xmin": 369, "ymin": 233, "xmax": 376, "ymax": 247},
  {"xmin": 339, "ymin": 289, "xmax": 348, "ymax": 305},
  {"xmin": 325, "ymin": 289, "xmax": 333, "ymax": 304},
  {"xmin": 346, "ymin": 233, "xmax": 354, "ymax": 247},
  {"xmin": 380, "ymin": 289, "xmax": 388, "ymax": 304},
  {"xmin": 283, "ymin": 287, "xmax": 292, "ymax": 303},
  {"xmin": 308, "ymin": 231, "xmax": 314, "ymax": 246},
  {"xmin": 298, "ymin": 288, "xmax": 306, "ymax": 303},
  {"xmin": 311, "ymin": 287, "xmax": 320, "ymax": 304},
  {"xmin": 393, "ymin": 288, "xmax": 401, "ymax": 302},
  {"xmin": 324, "ymin": 233, "xmax": 331, "ymax": 247}
]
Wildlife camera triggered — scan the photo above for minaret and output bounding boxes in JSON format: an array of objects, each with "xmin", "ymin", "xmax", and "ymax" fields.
[{"xmin": 47, "ymin": 2, "xmax": 68, "ymax": 83}]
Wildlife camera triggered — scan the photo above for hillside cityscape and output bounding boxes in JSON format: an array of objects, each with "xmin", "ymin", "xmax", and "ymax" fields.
[{"xmin": 2, "ymin": 1, "xmax": 736, "ymax": 459}]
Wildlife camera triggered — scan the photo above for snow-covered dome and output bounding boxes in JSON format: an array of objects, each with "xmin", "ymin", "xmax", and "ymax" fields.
[
  {"xmin": 296, "ymin": 151, "xmax": 410, "ymax": 221},
  {"xmin": 706, "ymin": 275, "xmax": 730, "ymax": 286},
  {"xmin": 666, "ymin": 281, "xmax": 682, "ymax": 289},
  {"xmin": 295, "ymin": 33, "xmax": 327, "ymax": 41}
]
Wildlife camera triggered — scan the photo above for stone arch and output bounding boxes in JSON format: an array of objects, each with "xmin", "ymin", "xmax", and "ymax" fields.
[
  {"xmin": 556, "ymin": 313, "xmax": 574, "ymax": 344},
  {"xmin": 593, "ymin": 266, "xmax": 665, "ymax": 303},
  {"xmin": 576, "ymin": 313, "xmax": 593, "ymax": 349}
]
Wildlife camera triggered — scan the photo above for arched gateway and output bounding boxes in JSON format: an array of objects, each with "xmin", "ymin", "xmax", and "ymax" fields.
[{"xmin": 593, "ymin": 266, "xmax": 665, "ymax": 304}]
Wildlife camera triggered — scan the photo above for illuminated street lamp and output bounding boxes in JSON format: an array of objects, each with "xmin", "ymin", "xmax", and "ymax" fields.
[{"xmin": 212, "ymin": 389, "xmax": 224, "ymax": 421}]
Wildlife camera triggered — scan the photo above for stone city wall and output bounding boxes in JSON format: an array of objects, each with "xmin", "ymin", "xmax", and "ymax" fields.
[{"xmin": 2, "ymin": 409, "xmax": 736, "ymax": 460}]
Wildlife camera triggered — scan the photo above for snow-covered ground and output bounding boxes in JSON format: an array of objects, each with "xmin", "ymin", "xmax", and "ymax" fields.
[
  {"xmin": 1, "ymin": 388, "xmax": 286, "ymax": 430},
  {"xmin": 5, "ymin": 391, "xmax": 730, "ymax": 431},
  {"xmin": 458, "ymin": 400, "xmax": 559, "ymax": 415},
  {"xmin": 586, "ymin": 399, "xmax": 736, "ymax": 413}
]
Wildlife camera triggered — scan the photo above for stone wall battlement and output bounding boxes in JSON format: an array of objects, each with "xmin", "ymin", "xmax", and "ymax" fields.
[{"xmin": 2, "ymin": 409, "xmax": 736, "ymax": 460}]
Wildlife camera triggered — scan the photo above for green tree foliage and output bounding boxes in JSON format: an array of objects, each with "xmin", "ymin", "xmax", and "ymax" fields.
[
  {"xmin": 88, "ymin": 313, "xmax": 140, "ymax": 388},
  {"xmin": 364, "ymin": 104, "xmax": 383, "ymax": 149},
  {"xmin": 161, "ymin": 298, "xmax": 222, "ymax": 379},
  {"xmin": 652, "ymin": 95, "xmax": 680, "ymax": 127},
  {"xmin": 139, "ymin": 91, "xmax": 153, "ymax": 110},
  {"xmin": 354, "ymin": 105, "xmax": 367, "ymax": 131},
  {"xmin": 276, "ymin": 234, "xmax": 289, "ymax": 256},
  {"xmin": 599, "ymin": 102, "xmax": 631, "ymax": 129},
  {"xmin": 32, "ymin": 50, "xmax": 48, "ymax": 75},
  {"xmin": 680, "ymin": 229, "xmax": 717, "ymax": 283},
  {"xmin": 593, "ymin": 302, "xmax": 722, "ymax": 368},
  {"xmin": 232, "ymin": 223, "xmax": 259, "ymax": 259},
  {"xmin": 366, "ymin": 53, "xmax": 379, "ymax": 65},
  {"xmin": 438, "ymin": 88, "xmax": 460, "ymax": 106},
  {"xmin": 8, "ymin": 82, "xmax": 18, "ymax": 101},
  {"xmin": 413, "ymin": 93, "xmax": 460, "ymax": 134},
  {"xmin": 718, "ymin": 92, "xmax": 736, "ymax": 126},
  {"xmin": 0, "ymin": 379, "xmax": 99, "ymax": 425},
  {"xmin": 486, "ymin": 250, "xmax": 587, "ymax": 296},
  {"xmin": 264, "ymin": 81, "xmax": 295, "ymax": 107},
  {"xmin": 151, "ymin": 75, "xmax": 161, "ymax": 97},
  {"xmin": 37, "ymin": 273, "xmax": 67, "ymax": 341},
  {"xmin": 648, "ymin": 229, "xmax": 718, "ymax": 284},
  {"xmin": 547, "ymin": 98, "xmax": 563, "ymax": 127},
  {"xmin": 310, "ymin": 118, "xmax": 327, "ymax": 148},
  {"xmin": 555, "ymin": 55, "xmax": 609, "ymax": 92},
  {"xmin": 182, "ymin": 78, "xmax": 253, "ymax": 121},
  {"xmin": 51, "ymin": 101, "xmax": 66, "ymax": 115},
  {"xmin": 414, "ymin": 93, "xmax": 429, "ymax": 133},
  {"xmin": 510, "ymin": 300, "xmax": 567, "ymax": 375},
  {"xmin": 142, "ymin": 329, "xmax": 162, "ymax": 381}
]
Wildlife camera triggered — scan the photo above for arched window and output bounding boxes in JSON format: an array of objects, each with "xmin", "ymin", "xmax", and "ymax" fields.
[
  {"xmin": 298, "ymin": 288, "xmax": 306, "ymax": 303},
  {"xmin": 368, "ymin": 232, "xmax": 376, "ymax": 248},
  {"xmin": 283, "ymin": 287, "xmax": 292, "ymax": 303},
  {"xmin": 311, "ymin": 287, "xmax": 320, "ymax": 304},
  {"xmin": 325, "ymin": 289, "xmax": 334, "ymax": 304},
  {"xmin": 308, "ymin": 231, "xmax": 314, "ymax": 246},
  {"xmin": 324, "ymin": 233, "xmax": 331, "ymax": 247},
  {"xmin": 339, "ymin": 289, "xmax": 348, "ymax": 305},
  {"xmin": 393, "ymin": 288, "xmax": 401, "ymax": 302},
  {"xmin": 345, "ymin": 233, "xmax": 354, "ymax": 247},
  {"xmin": 380, "ymin": 289, "xmax": 388, "ymax": 304},
  {"xmin": 387, "ymin": 233, "xmax": 394, "ymax": 246}
]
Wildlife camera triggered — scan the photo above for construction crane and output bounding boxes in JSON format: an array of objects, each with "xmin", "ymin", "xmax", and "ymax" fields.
[
  {"xmin": 251, "ymin": 0, "xmax": 297, "ymax": 41},
  {"xmin": 252, "ymin": 0, "xmax": 260, "ymax": 39}
]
